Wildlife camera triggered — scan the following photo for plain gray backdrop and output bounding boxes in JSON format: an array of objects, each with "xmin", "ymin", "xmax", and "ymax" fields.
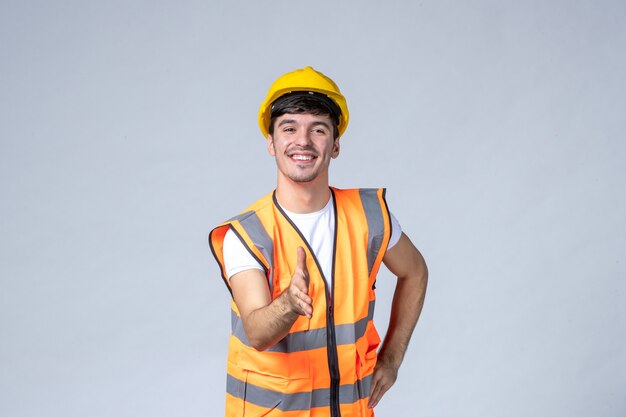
[{"xmin": 1, "ymin": 1, "xmax": 625, "ymax": 416}]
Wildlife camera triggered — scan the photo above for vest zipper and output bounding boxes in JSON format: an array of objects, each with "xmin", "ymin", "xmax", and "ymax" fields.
[
  {"xmin": 328, "ymin": 189, "xmax": 341, "ymax": 417},
  {"xmin": 273, "ymin": 190, "xmax": 342, "ymax": 417}
]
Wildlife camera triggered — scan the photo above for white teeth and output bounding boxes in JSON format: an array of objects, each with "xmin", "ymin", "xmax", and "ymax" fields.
[{"xmin": 292, "ymin": 155, "xmax": 314, "ymax": 161}]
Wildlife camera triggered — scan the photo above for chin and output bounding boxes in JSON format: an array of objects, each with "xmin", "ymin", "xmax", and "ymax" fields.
[{"xmin": 290, "ymin": 176, "xmax": 317, "ymax": 183}]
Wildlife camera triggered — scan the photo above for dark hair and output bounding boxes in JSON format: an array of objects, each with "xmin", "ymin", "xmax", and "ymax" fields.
[{"xmin": 269, "ymin": 92, "xmax": 341, "ymax": 139}]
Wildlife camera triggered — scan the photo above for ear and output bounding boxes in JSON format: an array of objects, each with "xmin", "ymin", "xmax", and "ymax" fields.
[
  {"xmin": 266, "ymin": 134, "xmax": 276, "ymax": 156},
  {"xmin": 331, "ymin": 137, "xmax": 340, "ymax": 159}
]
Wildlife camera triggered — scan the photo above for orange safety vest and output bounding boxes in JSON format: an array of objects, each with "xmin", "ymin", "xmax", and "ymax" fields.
[{"xmin": 209, "ymin": 187, "xmax": 392, "ymax": 417}]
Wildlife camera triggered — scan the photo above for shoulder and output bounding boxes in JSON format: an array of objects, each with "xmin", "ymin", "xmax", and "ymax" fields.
[
  {"xmin": 209, "ymin": 191, "xmax": 274, "ymax": 245},
  {"xmin": 331, "ymin": 187, "xmax": 389, "ymax": 212},
  {"xmin": 216, "ymin": 191, "xmax": 275, "ymax": 228},
  {"xmin": 331, "ymin": 187, "xmax": 387, "ymax": 199}
]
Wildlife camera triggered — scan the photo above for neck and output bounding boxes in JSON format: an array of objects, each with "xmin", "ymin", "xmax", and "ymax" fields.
[{"xmin": 275, "ymin": 174, "xmax": 331, "ymax": 214}]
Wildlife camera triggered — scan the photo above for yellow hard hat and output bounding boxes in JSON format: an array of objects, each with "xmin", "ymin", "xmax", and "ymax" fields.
[{"xmin": 258, "ymin": 66, "xmax": 349, "ymax": 138}]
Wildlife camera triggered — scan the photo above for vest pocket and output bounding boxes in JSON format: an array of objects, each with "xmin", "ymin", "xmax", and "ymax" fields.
[
  {"xmin": 356, "ymin": 326, "xmax": 381, "ymax": 369},
  {"xmin": 355, "ymin": 339, "xmax": 377, "ymax": 381},
  {"xmin": 241, "ymin": 369, "xmax": 312, "ymax": 416},
  {"xmin": 237, "ymin": 344, "xmax": 310, "ymax": 379},
  {"xmin": 355, "ymin": 327, "xmax": 381, "ymax": 408},
  {"xmin": 236, "ymin": 346, "xmax": 312, "ymax": 415}
]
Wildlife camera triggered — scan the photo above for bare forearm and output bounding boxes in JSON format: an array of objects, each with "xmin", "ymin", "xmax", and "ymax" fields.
[
  {"xmin": 379, "ymin": 267, "xmax": 428, "ymax": 368},
  {"xmin": 369, "ymin": 233, "xmax": 428, "ymax": 408},
  {"xmin": 231, "ymin": 247, "xmax": 312, "ymax": 351},
  {"xmin": 368, "ymin": 260, "xmax": 428, "ymax": 408},
  {"xmin": 242, "ymin": 291, "xmax": 300, "ymax": 351}
]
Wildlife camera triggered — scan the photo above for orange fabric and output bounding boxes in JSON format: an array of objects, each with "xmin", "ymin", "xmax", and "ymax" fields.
[{"xmin": 210, "ymin": 188, "xmax": 391, "ymax": 417}]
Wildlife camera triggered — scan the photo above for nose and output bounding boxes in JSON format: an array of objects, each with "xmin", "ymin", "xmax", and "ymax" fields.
[{"xmin": 293, "ymin": 128, "xmax": 313, "ymax": 147}]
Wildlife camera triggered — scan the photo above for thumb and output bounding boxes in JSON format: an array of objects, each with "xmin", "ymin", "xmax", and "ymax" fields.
[{"xmin": 296, "ymin": 246, "xmax": 307, "ymax": 273}]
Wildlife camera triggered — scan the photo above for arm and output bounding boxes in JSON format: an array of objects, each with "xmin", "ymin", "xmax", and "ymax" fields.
[
  {"xmin": 369, "ymin": 232, "xmax": 428, "ymax": 408},
  {"xmin": 229, "ymin": 247, "xmax": 313, "ymax": 351}
]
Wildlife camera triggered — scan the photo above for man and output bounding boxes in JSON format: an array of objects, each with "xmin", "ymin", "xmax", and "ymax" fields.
[{"xmin": 209, "ymin": 66, "xmax": 428, "ymax": 417}]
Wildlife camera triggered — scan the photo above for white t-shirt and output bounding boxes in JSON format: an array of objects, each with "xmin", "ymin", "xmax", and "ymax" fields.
[{"xmin": 223, "ymin": 196, "xmax": 402, "ymax": 282}]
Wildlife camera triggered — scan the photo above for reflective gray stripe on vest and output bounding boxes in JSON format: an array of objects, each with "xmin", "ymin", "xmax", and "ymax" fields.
[
  {"xmin": 359, "ymin": 189, "xmax": 386, "ymax": 276},
  {"xmin": 231, "ymin": 300, "xmax": 376, "ymax": 352},
  {"xmin": 226, "ymin": 373, "xmax": 373, "ymax": 411},
  {"xmin": 228, "ymin": 210, "xmax": 275, "ymax": 292}
]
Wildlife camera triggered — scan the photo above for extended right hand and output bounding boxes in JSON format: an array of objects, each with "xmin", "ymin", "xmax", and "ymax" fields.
[{"xmin": 286, "ymin": 247, "xmax": 313, "ymax": 318}]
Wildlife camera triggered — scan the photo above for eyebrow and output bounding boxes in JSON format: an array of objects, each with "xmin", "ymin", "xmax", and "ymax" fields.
[
  {"xmin": 311, "ymin": 121, "xmax": 332, "ymax": 130},
  {"xmin": 277, "ymin": 119, "xmax": 297, "ymax": 127},
  {"xmin": 277, "ymin": 119, "xmax": 332, "ymax": 130}
]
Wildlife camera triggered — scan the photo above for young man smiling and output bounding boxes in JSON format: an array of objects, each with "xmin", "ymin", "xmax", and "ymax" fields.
[{"xmin": 210, "ymin": 67, "xmax": 428, "ymax": 417}]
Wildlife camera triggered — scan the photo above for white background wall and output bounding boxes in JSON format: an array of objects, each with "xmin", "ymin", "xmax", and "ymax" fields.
[{"xmin": 1, "ymin": 1, "xmax": 624, "ymax": 416}]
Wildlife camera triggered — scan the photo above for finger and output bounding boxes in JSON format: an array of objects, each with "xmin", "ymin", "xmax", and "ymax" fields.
[
  {"xmin": 295, "ymin": 289, "xmax": 313, "ymax": 316},
  {"xmin": 290, "ymin": 277, "xmax": 310, "ymax": 302},
  {"xmin": 296, "ymin": 290, "xmax": 312, "ymax": 305},
  {"xmin": 368, "ymin": 377, "xmax": 381, "ymax": 408},
  {"xmin": 368, "ymin": 370, "xmax": 387, "ymax": 408},
  {"xmin": 288, "ymin": 283, "xmax": 313, "ymax": 318},
  {"xmin": 300, "ymin": 300, "xmax": 313, "ymax": 318},
  {"xmin": 290, "ymin": 286, "xmax": 312, "ymax": 305},
  {"xmin": 290, "ymin": 291, "xmax": 313, "ymax": 318},
  {"xmin": 369, "ymin": 383, "xmax": 384, "ymax": 408},
  {"xmin": 369, "ymin": 364, "xmax": 381, "ymax": 397}
]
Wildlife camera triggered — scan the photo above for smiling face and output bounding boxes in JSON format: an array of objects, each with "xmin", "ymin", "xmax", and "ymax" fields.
[{"xmin": 267, "ymin": 113, "xmax": 340, "ymax": 185}]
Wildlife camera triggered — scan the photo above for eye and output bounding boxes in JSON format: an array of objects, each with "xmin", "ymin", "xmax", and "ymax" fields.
[{"xmin": 282, "ymin": 127, "xmax": 295, "ymax": 133}]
